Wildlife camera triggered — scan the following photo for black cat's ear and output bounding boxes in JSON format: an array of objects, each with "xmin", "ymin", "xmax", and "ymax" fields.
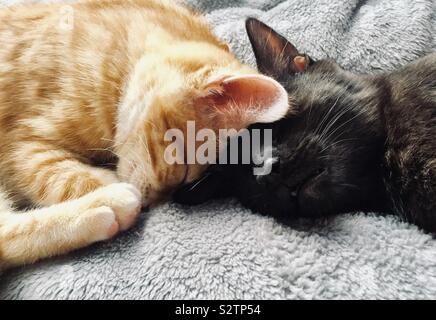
[{"xmin": 246, "ymin": 18, "xmax": 311, "ymax": 79}]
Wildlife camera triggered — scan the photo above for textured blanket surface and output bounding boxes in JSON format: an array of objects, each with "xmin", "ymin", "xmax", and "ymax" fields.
[{"xmin": 1, "ymin": 0, "xmax": 436, "ymax": 299}]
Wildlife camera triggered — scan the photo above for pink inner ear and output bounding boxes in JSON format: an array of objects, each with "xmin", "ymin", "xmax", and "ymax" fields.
[
  {"xmin": 197, "ymin": 74, "xmax": 289, "ymax": 128},
  {"xmin": 211, "ymin": 74, "xmax": 289, "ymax": 124},
  {"xmin": 222, "ymin": 75, "xmax": 278, "ymax": 108}
]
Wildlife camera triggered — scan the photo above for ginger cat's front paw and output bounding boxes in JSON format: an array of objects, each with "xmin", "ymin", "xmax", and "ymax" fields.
[
  {"xmin": 0, "ymin": 184, "xmax": 142, "ymax": 268},
  {"xmin": 78, "ymin": 206, "xmax": 119, "ymax": 243},
  {"xmin": 78, "ymin": 183, "xmax": 142, "ymax": 234}
]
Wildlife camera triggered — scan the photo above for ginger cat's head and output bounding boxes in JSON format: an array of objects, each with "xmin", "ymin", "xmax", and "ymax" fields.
[{"xmin": 114, "ymin": 27, "xmax": 289, "ymax": 205}]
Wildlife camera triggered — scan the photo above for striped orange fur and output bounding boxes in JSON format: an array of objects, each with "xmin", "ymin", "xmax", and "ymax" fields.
[{"xmin": 0, "ymin": 0, "xmax": 289, "ymax": 269}]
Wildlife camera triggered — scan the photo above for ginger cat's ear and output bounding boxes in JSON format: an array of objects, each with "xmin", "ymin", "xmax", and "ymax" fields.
[{"xmin": 196, "ymin": 74, "xmax": 289, "ymax": 128}]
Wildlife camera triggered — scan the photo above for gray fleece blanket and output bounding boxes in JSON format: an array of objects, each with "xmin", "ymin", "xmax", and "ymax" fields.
[{"xmin": 1, "ymin": 0, "xmax": 436, "ymax": 300}]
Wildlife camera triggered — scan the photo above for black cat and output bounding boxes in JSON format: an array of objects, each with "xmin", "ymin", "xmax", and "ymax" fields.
[{"xmin": 174, "ymin": 18, "xmax": 436, "ymax": 233}]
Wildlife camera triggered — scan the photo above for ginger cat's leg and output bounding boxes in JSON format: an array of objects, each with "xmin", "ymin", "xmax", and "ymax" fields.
[
  {"xmin": 9, "ymin": 142, "xmax": 120, "ymax": 205},
  {"xmin": 0, "ymin": 142, "xmax": 143, "ymax": 268},
  {"xmin": 0, "ymin": 183, "xmax": 141, "ymax": 269}
]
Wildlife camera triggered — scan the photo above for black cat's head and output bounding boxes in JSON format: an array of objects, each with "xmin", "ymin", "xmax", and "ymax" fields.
[{"xmin": 174, "ymin": 18, "xmax": 388, "ymax": 222}]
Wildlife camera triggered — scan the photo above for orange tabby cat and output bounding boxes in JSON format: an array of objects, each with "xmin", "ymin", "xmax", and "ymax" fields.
[{"xmin": 0, "ymin": 0, "xmax": 289, "ymax": 269}]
